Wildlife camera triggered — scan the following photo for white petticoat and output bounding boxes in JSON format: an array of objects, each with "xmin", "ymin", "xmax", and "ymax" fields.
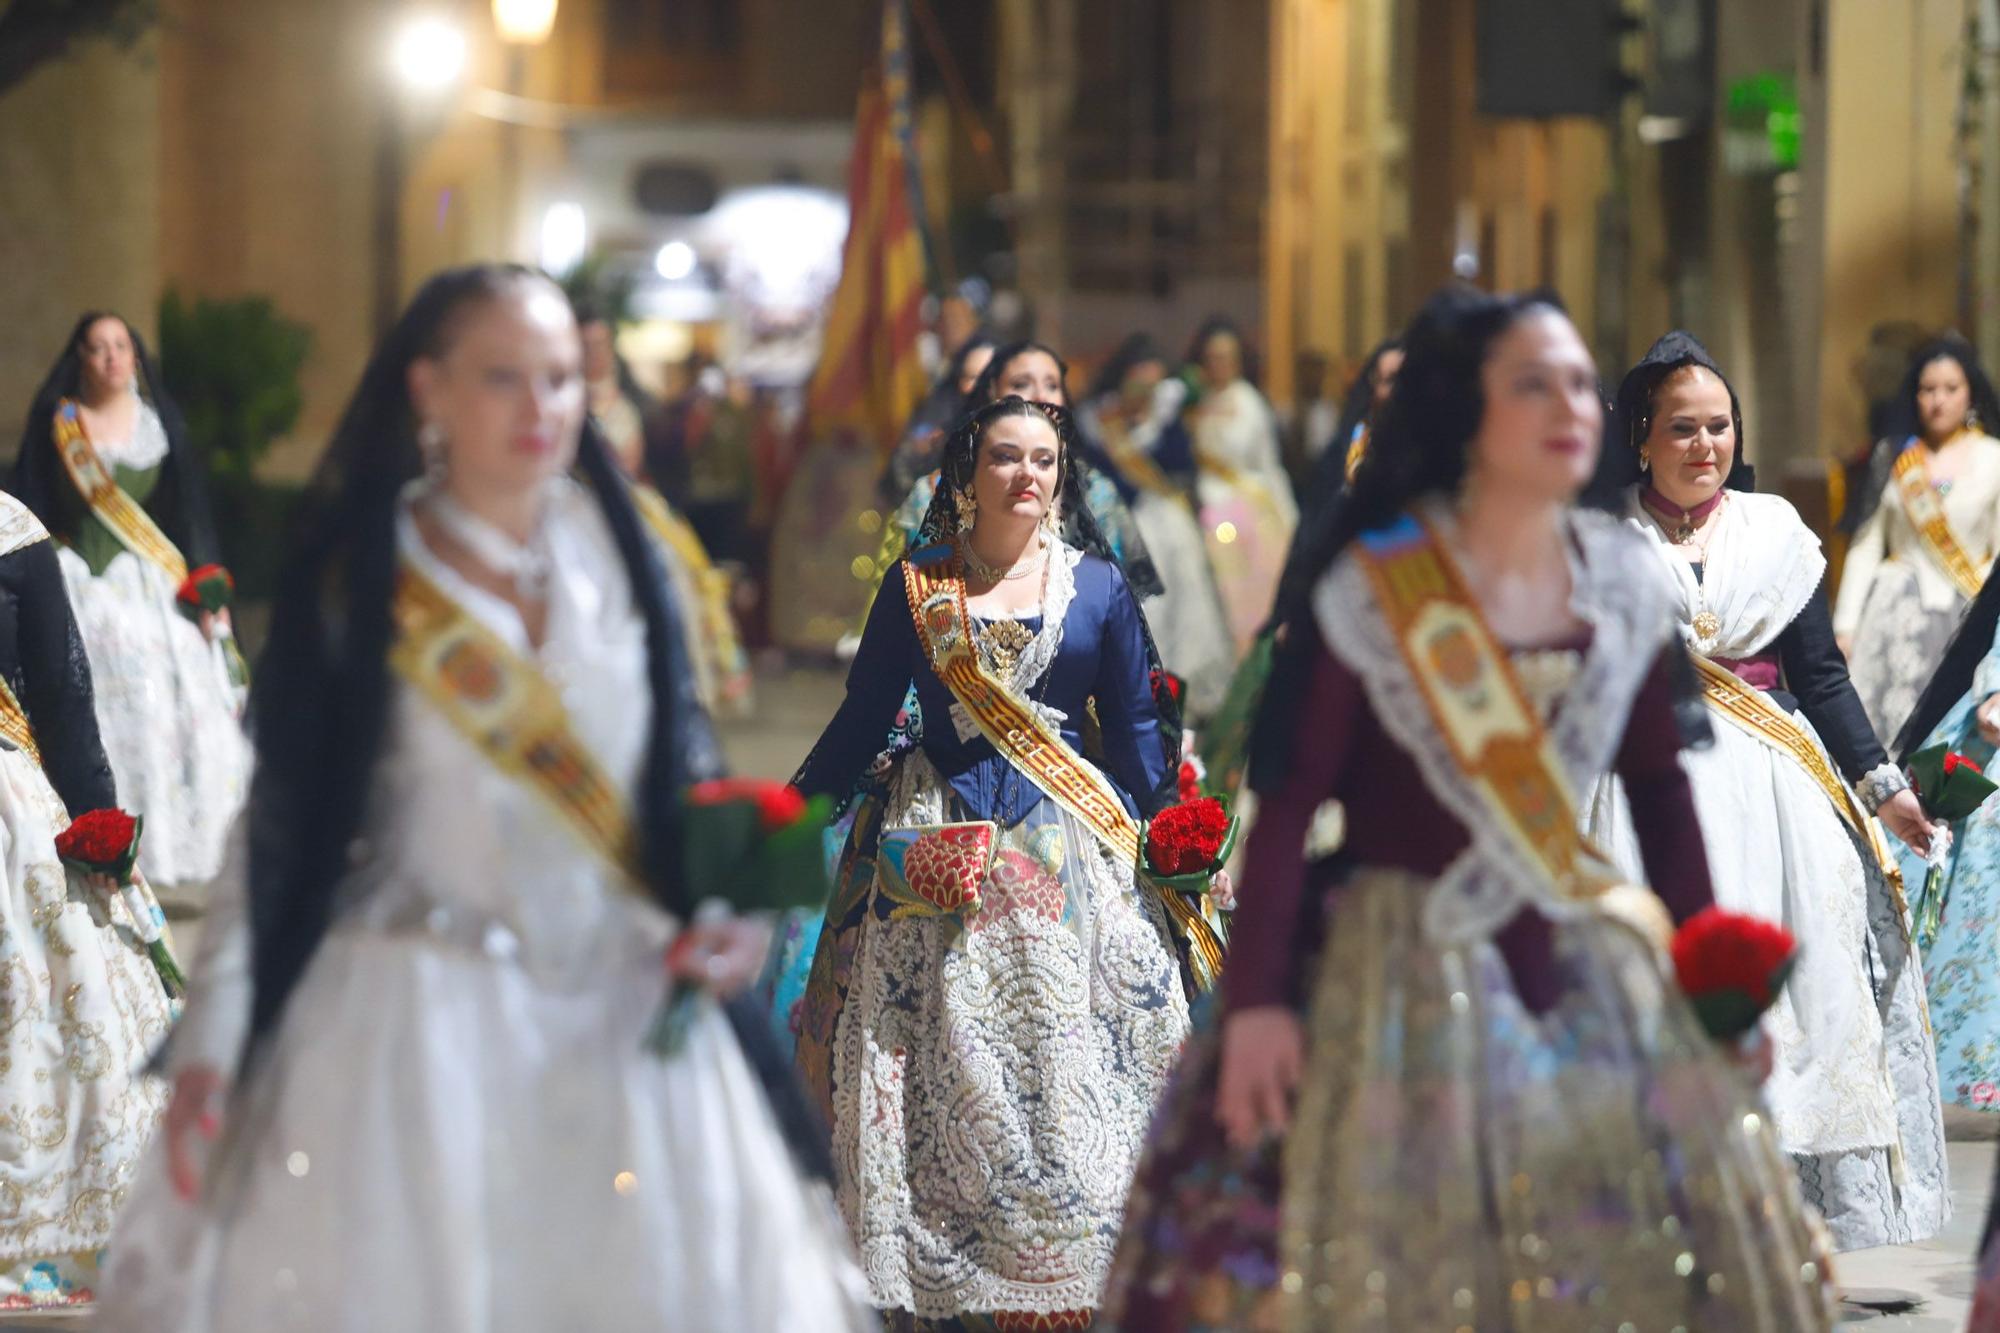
[
  {"xmin": 95, "ymin": 926, "xmax": 872, "ymax": 1332},
  {"xmin": 58, "ymin": 548, "xmax": 249, "ymax": 891}
]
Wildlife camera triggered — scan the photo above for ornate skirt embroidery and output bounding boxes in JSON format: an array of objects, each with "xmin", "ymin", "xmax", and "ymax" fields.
[
  {"xmin": 1100, "ymin": 870, "xmax": 1839, "ymax": 1333},
  {"xmin": 803, "ymin": 756, "xmax": 1189, "ymax": 1321}
]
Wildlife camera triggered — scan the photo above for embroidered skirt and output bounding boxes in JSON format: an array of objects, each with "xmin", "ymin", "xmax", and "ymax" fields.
[
  {"xmin": 798, "ymin": 754, "xmax": 1190, "ymax": 1323},
  {"xmin": 1100, "ymin": 869, "xmax": 1840, "ymax": 1332}
]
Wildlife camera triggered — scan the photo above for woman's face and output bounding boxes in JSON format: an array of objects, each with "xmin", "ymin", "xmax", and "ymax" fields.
[
  {"xmin": 1372, "ymin": 348, "xmax": 1405, "ymax": 405},
  {"xmin": 408, "ymin": 279, "xmax": 586, "ymax": 500},
  {"xmin": 1643, "ymin": 366, "xmax": 1736, "ymax": 508},
  {"xmin": 956, "ymin": 345, "xmax": 996, "ymax": 399},
  {"xmin": 992, "ymin": 350, "xmax": 1064, "ymax": 406},
  {"xmin": 579, "ymin": 319, "xmax": 618, "ymax": 385},
  {"xmin": 1466, "ymin": 308, "xmax": 1602, "ymax": 504},
  {"xmin": 971, "ymin": 411, "xmax": 1061, "ymax": 529},
  {"xmin": 78, "ymin": 318, "xmax": 136, "ymax": 399},
  {"xmin": 1917, "ymin": 355, "xmax": 1974, "ymax": 441},
  {"xmin": 1200, "ymin": 331, "xmax": 1242, "ymax": 388},
  {"xmin": 1120, "ymin": 358, "xmax": 1167, "ymax": 406}
]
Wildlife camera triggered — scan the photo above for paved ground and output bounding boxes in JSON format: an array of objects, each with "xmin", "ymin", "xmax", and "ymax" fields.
[{"xmin": 5, "ymin": 662, "xmax": 1986, "ymax": 1326}]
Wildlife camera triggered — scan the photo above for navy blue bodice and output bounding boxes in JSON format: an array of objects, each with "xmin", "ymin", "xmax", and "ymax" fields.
[{"xmin": 796, "ymin": 553, "xmax": 1175, "ymax": 824}]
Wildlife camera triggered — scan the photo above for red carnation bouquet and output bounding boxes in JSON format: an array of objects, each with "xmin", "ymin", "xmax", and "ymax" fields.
[
  {"xmin": 175, "ymin": 564, "xmax": 235, "ymax": 616},
  {"xmin": 1669, "ymin": 907, "xmax": 1797, "ymax": 1042},
  {"xmin": 648, "ymin": 778, "xmax": 833, "ymax": 1054},
  {"xmin": 54, "ymin": 810, "xmax": 185, "ymax": 998},
  {"xmin": 1906, "ymin": 742, "xmax": 2000, "ymax": 949},
  {"xmin": 1141, "ymin": 795, "xmax": 1239, "ymax": 898}
]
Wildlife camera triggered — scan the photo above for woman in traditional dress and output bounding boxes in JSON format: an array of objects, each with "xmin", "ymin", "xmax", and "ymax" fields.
[
  {"xmin": 1080, "ymin": 335, "xmax": 1235, "ymax": 718},
  {"xmin": 1101, "ymin": 288, "xmax": 1837, "ymax": 1332},
  {"xmin": 1581, "ymin": 331, "xmax": 1947, "ymax": 1250},
  {"xmin": 1879, "ymin": 532, "xmax": 2000, "ymax": 1115},
  {"xmin": 94, "ymin": 265, "xmax": 869, "ymax": 1332},
  {"xmin": 1183, "ymin": 318, "xmax": 1298, "ymax": 660},
  {"xmin": 794, "ymin": 397, "xmax": 1220, "ymax": 1330},
  {"xmin": 578, "ymin": 302, "xmax": 752, "ymax": 717},
  {"xmin": 0, "ymin": 491, "xmax": 175, "ymax": 1311},
  {"xmin": 1833, "ymin": 336, "xmax": 2000, "ymax": 739},
  {"xmin": 12, "ymin": 315, "xmax": 250, "ymax": 902}
]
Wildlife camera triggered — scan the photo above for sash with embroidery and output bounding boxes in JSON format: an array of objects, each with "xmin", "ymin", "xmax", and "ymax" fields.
[
  {"xmin": 51, "ymin": 400, "xmax": 188, "ymax": 584},
  {"xmin": 1893, "ymin": 441, "xmax": 1986, "ymax": 599},
  {"xmin": 1352, "ymin": 515, "xmax": 1630, "ymax": 908},
  {"xmin": 390, "ymin": 562, "xmax": 644, "ymax": 888},
  {"xmin": 902, "ymin": 546, "xmax": 1227, "ymax": 991},
  {"xmin": 1691, "ymin": 652, "xmax": 1909, "ymax": 908}
]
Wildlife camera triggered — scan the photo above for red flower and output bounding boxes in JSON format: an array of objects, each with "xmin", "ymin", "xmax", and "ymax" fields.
[
  {"xmin": 55, "ymin": 808, "xmax": 139, "ymax": 868},
  {"xmin": 686, "ymin": 778, "xmax": 807, "ymax": 831},
  {"xmin": 1177, "ymin": 760, "xmax": 1202, "ymax": 805},
  {"xmin": 176, "ymin": 564, "xmax": 235, "ymax": 610},
  {"xmin": 1146, "ymin": 797, "xmax": 1231, "ymax": 876},
  {"xmin": 1150, "ymin": 669, "xmax": 1185, "ymax": 705},
  {"xmin": 1947, "ymin": 752, "xmax": 1985, "ymax": 777},
  {"xmin": 1670, "ymin": 907, "xmax": 1797, "ymax": 1007}
]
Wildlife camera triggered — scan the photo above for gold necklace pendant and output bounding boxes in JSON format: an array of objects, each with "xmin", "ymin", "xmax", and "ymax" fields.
[
  {"xmin": 978, "ymin": 617, "xmax": 1037, "ymax": 680},
  {"xmin": 1692, "ymin": 608, "xmax": 1721, "ymax": 642}
]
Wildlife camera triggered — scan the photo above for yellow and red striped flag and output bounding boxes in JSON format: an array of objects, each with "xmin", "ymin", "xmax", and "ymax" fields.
[{"xmin": 806, "ymin": 1, "xmax": 929, "ymax": 452}]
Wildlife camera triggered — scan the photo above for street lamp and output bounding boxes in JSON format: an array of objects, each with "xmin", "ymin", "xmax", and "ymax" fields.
[
  {"xmin": 492, "ymin": 0, "xmax": 558, "ymax": 46},
  {"xmin": 391, "ymin": 14, "xmax": 468, "ymax": 93}
]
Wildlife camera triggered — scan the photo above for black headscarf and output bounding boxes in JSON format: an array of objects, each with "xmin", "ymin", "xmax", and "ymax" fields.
[
  {"xmin": 14, "ymin": 312, "xmax": 221, "ymax": 566},
  {"xmin": 913, "ymin": 396, "xmax": 1184, "ymax": 777},
  {"xmin": 238, "ymin": 267, "xmax": 714, "ymax": 1050},
  {"xmin": 1584, "ymin": 329, "xmax": 1757, "ymax": 509},
  {"xmin": 962, "ymin": 340, "xmax": 1164, "ymax": 596}
]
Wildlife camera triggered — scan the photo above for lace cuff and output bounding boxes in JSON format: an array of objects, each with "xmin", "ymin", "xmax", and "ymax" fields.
[{"xmin": 1855, "ymin": 762, "xmax": 1909, "ymax": 815}]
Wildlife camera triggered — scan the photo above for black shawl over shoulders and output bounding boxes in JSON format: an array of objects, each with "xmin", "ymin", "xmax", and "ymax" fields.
[{"xmin": 0, "ymin": 534, "xmax": 115, "ymax": 814}]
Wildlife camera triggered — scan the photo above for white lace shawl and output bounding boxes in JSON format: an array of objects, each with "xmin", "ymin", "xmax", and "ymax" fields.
[
  {"xmin": 1311, "ymin": 502, "xmax": 1677, "ymax": 946},
  {"xmin": 1619, "ymin": 487, "xmax": 1824, "ymax": 660}
]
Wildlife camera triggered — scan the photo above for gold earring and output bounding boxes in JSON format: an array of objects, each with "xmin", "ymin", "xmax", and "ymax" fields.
[
  {"xmin": 1638, "ymin": 446, "xmax": 1652, "ymax": 471},
  {"xmin": 952, "ymin": 487, "xmax": 977, "ymax": 533}
]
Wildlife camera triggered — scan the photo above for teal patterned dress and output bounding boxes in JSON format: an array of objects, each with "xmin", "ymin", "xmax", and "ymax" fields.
[{"xmin": 1897, "ymin": 637, "xmax": 2000, "ymax": 1109}]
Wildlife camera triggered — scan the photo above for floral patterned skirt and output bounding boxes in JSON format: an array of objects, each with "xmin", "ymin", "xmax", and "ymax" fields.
[
  {"xmin": 798, "ymin": 756, "xmax": 1190, "ymax": 1324},
  {"xmin": 1846, "ymin": 564, "xmax": 1962, "ymax": 743},
  {"xmin": 1100, "ymin": 869, "xmax": 1839, "ymax": 1332}
]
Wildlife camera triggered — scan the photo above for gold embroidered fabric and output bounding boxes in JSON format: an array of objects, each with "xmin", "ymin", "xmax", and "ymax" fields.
[{"xmin": 1278, "ymin": 869, "xmax": 1837, "ymax": 1333}]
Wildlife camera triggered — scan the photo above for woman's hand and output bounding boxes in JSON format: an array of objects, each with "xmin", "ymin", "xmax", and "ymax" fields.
[
  {"xmin": 1215, "ymin": 1005, "xmax": 1304, "ymax": 1151},
  {"xmin": 166, "ymin": 1065, "xmax": 225, "ymax": 1202},
  {"xmin": 1876, "ymin": 789, "xmax": 1934, "ymax": 857},
  {"xmin": 199, "ymin": 607, "xmax": 233, "ymax": 642},
  {"xmin": 78, "ymin": 870, "xmax": 119, "ymax": 898},
  {"xmin": 1209, "ymin": 869, "xmax": 1237, "ymax": 913},
  {"xmin": 1729, "ymin": 1024, "xmax": 1775, "ymax": 1086},
  {"xmin": 664, "ymin": 916, "xmax": 772, "ymax": 999},
  {"xmin": 1978, "ymin": 694, "xmax": 2000, "ymax": 745},
  {"xmin": 1835, "ymin": 633, "xmax": 1855, "ymax": 659}
]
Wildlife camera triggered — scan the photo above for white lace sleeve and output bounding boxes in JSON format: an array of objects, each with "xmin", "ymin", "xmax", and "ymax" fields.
[{"xmin": 166, "ymin": 818, "xmax": 251, "ymax": 1076}]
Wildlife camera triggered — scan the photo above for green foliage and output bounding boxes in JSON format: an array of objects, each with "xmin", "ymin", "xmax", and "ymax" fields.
[
  {"xmin": 0, "ymin": 0, "xmax": 158, "ymax": 99},
  {"xmin": 556, "ymin": 251, "xmax": 638, "ymax": 326},
  {"xmin": 156, "ymin": 289, "xmax": 311, "ymax": 485}
]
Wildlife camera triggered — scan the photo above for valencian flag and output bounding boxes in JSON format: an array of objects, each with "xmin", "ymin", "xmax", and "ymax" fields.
[
  {"xmin": 771, "ymin": 0, "xmax": 933, "ymax": 651},
  {"xmin": 808, "ymin": 2, "xmax": 929, "ymax": 438}
]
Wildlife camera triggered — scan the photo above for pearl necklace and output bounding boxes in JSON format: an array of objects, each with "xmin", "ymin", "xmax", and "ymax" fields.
[{"xmin": 961, "ymin": 536, "xmax": 1048, "ymax": 583}]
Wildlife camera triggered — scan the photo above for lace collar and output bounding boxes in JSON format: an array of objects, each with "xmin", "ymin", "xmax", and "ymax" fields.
[{"xmin": 1312, "ymin": 503, "xmax": 1674, "ymax": 945}]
